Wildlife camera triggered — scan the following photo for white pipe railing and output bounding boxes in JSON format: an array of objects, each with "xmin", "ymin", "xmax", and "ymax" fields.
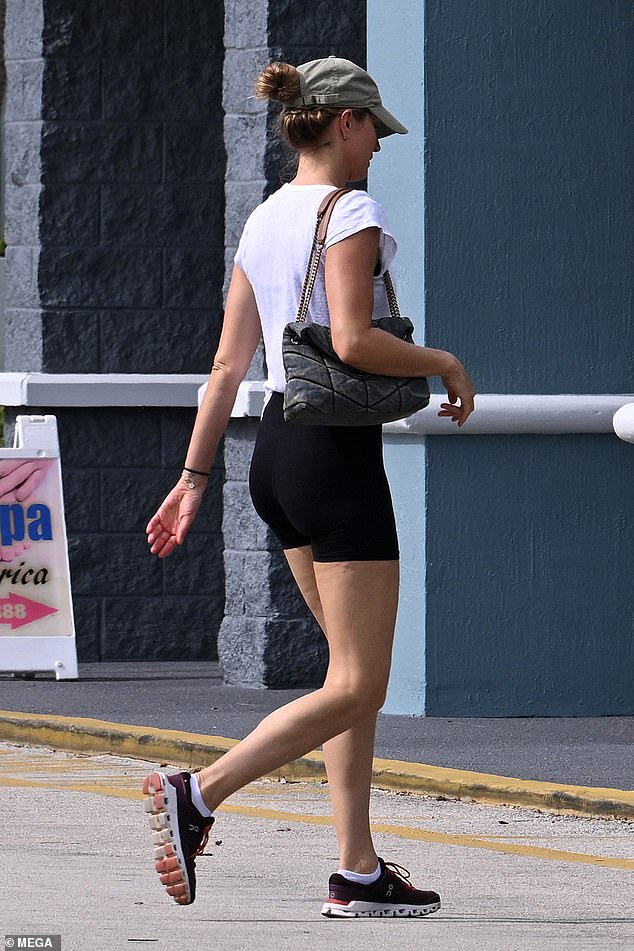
[
  {"xmin": 1, "ymin": 374, "xmax": 633, "ymax": 437},
  {"xmin": 613, "ymin": 403, "xmax": 634, "ymax": 444},
  {"xmin": 231, "ymin": 383, "xmax": 634, "ymax": 436},
  {"xmin": 386, "ymin": 393, "xmax": 634, "ymax": 435}
]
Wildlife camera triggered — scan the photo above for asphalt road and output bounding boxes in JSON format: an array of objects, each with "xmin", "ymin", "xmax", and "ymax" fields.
[
  {"xmin": 2, "ymin": 742, "xmax": 633, "ymax": 951},
  {"xmin": 1, "ymin": 662, "xmax": 632, "ymax": 789}
]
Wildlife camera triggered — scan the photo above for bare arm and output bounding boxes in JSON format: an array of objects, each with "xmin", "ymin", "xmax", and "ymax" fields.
[
  {"xmin": 325, "ymin": 228, "xmax": 476, "ymax": 426},
  {"xmin": 181, "ymin": 267, "xmax": 262, "ymax": 474},
  {"xmin": 146, "ymin": 266, "xmax": 261, "ymax": 557}
]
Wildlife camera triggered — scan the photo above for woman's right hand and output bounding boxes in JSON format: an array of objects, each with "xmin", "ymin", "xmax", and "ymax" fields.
[
  {"xmin": 438, "ymin": 358, "xmax": 477, "ymax": 428},
  {"xmin": 146, "ymin": 479, "xmax": 206, "ymax": 559}
]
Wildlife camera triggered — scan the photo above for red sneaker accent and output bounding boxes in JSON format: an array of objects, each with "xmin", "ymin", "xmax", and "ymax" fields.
[
  {"xmin": 142, "ymin": 770, "xmax": 214, "ymax": 906},
  {"xmin": 321, "ymin": 858, "xmax": 441, "ymax": 918}
]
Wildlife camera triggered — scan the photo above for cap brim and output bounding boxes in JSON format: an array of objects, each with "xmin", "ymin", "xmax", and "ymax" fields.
[{"xmin": 369, "ymin": 104, "xmax": 408, "ymax": 138}]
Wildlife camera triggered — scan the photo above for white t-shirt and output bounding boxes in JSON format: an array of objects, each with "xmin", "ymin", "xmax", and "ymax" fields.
[{"xmin": 234, "ymin": 183, "xmax": 397, "ymax": 401}]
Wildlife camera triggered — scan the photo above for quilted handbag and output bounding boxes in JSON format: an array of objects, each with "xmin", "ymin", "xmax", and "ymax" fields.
[{"xmin": 282, "ymin": 188, "xmax": 430, "ymax": 426}]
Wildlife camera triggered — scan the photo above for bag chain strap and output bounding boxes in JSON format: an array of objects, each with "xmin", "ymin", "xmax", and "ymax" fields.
[
  {"xmin": 295, "ymin": 191, "xmax": 403, "ymax": 325},
  {"xmin": 382, "ymin": 270, "xmax": 401, "ymax": 320},
  {"xmin": 296, "ymin": 212, "xmax": 323, "ymax": 324}
]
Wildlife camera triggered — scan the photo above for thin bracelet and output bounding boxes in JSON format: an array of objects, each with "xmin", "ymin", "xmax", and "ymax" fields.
[{"xmin": 183, "ymin": 465, "xmax": 210, "ymax": 478}]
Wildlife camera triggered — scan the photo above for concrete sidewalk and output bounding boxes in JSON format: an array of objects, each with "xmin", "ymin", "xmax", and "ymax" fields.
[{"xmin": 0, "ymin": 661, "xmax": 632, "ymax": 819}]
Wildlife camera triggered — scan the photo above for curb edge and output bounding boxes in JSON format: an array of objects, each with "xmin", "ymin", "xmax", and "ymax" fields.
[{"xmin": 1, "ymin": 711, "xmax": 632, "ymax": 821}]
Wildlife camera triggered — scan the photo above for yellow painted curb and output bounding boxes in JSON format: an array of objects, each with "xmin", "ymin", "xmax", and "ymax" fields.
[{"xmin": 1, "ymin": 710, "xmax": 632, "ymax": 821}]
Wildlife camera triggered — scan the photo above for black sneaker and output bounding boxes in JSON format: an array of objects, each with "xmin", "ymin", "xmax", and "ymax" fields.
[
  {"xmin": 142, "ymin": 770, "xmax": 214, "ymax": 905},
  {"xmin": 321, "ymin": 858, "xmax": 441, "ymax": 918}
]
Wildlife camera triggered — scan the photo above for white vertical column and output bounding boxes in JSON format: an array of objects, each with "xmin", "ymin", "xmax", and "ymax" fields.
[{"xmin": 368, "ymin": 0, "xmax": 427, "ymax": 714}]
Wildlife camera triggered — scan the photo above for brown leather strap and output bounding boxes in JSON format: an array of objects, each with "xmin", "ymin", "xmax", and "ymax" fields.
[
  {"xmin": 295, "ymin": 187, "xmax": 402, "ymax": 324},
  {"xmin": 316, "ymin": 187, "xmax": 351, "ymax": 244}
]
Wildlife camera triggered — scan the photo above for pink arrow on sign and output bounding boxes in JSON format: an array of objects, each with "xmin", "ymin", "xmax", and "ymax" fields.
[{"xmin": 0, "ymin": 592, "xmax": 58, "ymax": 630}]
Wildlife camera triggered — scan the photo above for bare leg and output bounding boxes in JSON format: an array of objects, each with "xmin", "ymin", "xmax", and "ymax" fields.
[
  {"xmin": 285, "ymin": 547, "xmax": 390, "ymax": 873},
  {"xmin": 196, "ymin": 551, "xmax": 398, "ymax": 821},
  {"xmin": 321, "ymin": 715, "xmax": 379, "ymax": 872},
  {"xmin": 314, "ymin": 558, "xmax": 397, "ymax": 872}
]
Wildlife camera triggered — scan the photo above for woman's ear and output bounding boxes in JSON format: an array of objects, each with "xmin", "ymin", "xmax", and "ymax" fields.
[{"xmin": 339, "ymin": 108, "xmax": 354, "ymax": 140}]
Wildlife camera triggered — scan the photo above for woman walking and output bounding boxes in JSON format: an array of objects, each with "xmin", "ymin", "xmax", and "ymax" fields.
[{"xmin": 143, "ymin": 56, "xmax": 475, "ymax": 918}]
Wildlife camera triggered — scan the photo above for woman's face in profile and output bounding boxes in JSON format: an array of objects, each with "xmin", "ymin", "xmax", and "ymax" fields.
[{"xmin": 347, "ymin": 113, "xmax": 381, "ymax": 181}]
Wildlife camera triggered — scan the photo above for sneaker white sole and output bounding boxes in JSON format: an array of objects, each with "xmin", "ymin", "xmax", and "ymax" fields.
[
  {"xmin": 143, "ymin": 770, "xmax": 192, "ymax": 904},
  {"xmin": 321, "ymin": 899, "xmax": 441, "ymax": 918}
]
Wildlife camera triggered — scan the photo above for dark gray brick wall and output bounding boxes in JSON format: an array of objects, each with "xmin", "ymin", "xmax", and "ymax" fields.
[
  {"xmin": 38, "ymin": 0, "xmax": 226, "ymax": 375},
  {"xmin": 3, "ymin": 0, "xmax": 227, "ymax": 660}
]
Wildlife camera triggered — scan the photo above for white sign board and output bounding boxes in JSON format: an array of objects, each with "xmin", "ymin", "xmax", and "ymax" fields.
[{"xmin": 0, "ymin": 415, "xmax": 78, "ymax": 679}]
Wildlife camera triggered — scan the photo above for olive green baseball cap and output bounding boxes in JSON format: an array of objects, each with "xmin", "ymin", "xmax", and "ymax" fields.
[{"xmin": 286, "ymin": 56, "xmax": 408, "ymax": 138}]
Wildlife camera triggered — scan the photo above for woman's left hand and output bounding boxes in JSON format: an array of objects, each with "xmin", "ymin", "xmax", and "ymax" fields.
[{"xmin": 438, "ymin": 361, "xmax": 477, "ymax": 427}]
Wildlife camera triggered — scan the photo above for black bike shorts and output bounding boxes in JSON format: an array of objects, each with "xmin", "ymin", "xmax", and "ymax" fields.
[{"xmin": 248, "ymin": 392, "xmax": 399, "ymax": 563}]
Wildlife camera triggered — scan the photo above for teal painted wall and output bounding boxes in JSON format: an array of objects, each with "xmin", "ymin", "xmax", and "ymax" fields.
[
  {"xmin": 423, "ymin": 2, "xmax": 633, "ymax": 715},
  {"xmin": 371, "ymin": 0, "xmax": 633, "ymax": 715},
  {"xmin": 426, "ymin": 435, "xmax": 633, "ymax": 716},
  {"xmin": 425, "ymin": 0, "xmax": 633, "ymax": 394}
]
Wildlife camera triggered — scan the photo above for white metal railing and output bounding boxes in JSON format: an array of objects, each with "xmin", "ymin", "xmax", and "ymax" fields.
[
  {"xmin": 613, "ymin": 403, "xmax": 634, "ymax": 444},
  {"xmin": 230, "ymin": 382, "xmax": 634, "ymax": 436},
  {"xmin": 386, "ymin": 393, "xmax": 634, "ymax": 435},
  {"xmin": 1, "ymin": 374, "xmax": 633, "ymax": 437}
]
